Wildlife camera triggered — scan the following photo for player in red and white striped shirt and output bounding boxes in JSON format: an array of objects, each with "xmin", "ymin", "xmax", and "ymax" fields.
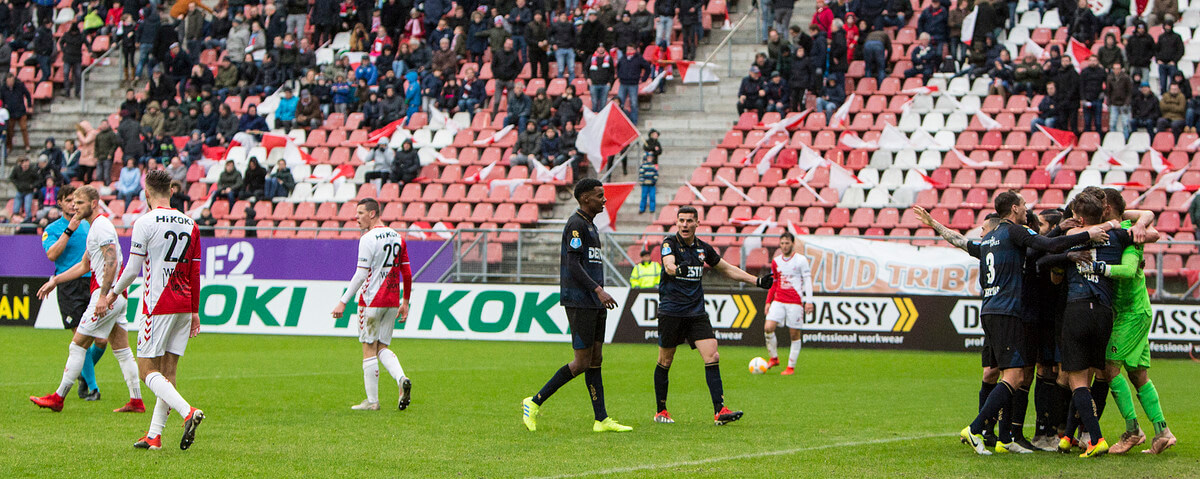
[
  {"xmin": 764, "ymin": 232, "xmax": 814, "ymax": 376},
  {"xmin": 30, "ymin": 186, "xmax": 144, "ymax": 413},
  {"xmin": 331, "ymin": 198, "xmax": 414, "ymax": 411},
  {"xmin": 108, "ymin": 170, "xmax": 204, "ymax": 451}
]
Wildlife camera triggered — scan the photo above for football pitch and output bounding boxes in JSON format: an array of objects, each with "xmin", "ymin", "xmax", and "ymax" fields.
[{"xmin": 1, "ymin": 329, "xmax": 1197, "ymax": 478}]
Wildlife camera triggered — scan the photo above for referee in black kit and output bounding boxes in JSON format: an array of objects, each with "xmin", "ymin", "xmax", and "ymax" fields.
[
  {"xmin": 653, "ymin": 206, "xmax": 773, "ymax": 425},
  {"xmin": 522, "ymin": 178, "xmax": 633, "ymax": 433}
]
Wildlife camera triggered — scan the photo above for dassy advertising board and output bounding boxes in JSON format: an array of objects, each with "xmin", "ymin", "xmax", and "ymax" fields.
[
  {"xmin": 613, "ymin": 291, "xmax": 1200, "ymax": 358},
  {"xmin": 0, "ymin": 277, "xmax": 45, "ymax": 327},
  {"xmin": 35, "ymin": 281, "xmax": 630, "ymax": 343}
]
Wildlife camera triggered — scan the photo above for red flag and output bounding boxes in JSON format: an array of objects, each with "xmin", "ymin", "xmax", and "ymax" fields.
[
  {"xmin": 260, "ymin": 133, "xmax": 290, "ymax": 152},
  {"xmin": 900, "ymin": 85, "xmax": 939, "ymax": 95},
  {"xmin": 1045, "ymin": 146, "xmax": 1073, "ymax": 180},
  {"xmin": 595, "ymin": 182, "xmax": 636, "ymax": 232},
  {"xmin": 576, "ymin": 102, "xmax": 640, "ymax": 173},
  {"xmin": 915, "ymin": 171, "xmax": 947, "ymax": 191},
  {"xmin": 976, "ymin": 111, "xmax": 1003, "ymax": 130},
  {"xmin": 473, "ymin": 124, "xmax": 516, "ymax": 146},
  {"xmin": 1149, "ymin": 149, "xmax": 1177, "ymax": 174},
  {"xmin": 367, "ymin": 119, "xmax": 405, "ymax": 144},
  {"xmin": 1036, "ymin": 124, "xmax": 1077, "ymax": 148},
  {"xmin": 464, "ymin": 161, "xmax": 498, "ymax": 183},
  {"xmin": 1066, "ymin": 38, "xmax": 1091, "ymax": 71},
  {"xmin": 829, "ymin": 93, "xmax": 855, "ymax": 129}
]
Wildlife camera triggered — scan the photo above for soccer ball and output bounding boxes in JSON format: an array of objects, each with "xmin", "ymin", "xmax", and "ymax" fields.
[{"xmin": 748, "ymin": 357, "xmax": 769, "ymax": 374}]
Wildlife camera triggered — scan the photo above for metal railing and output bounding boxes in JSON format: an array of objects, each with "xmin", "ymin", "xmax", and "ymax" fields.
[
  {"xmin": 83, "ymin": 223, "xmax": 1198, "ymax": 301},
  {"xmin": 696, "ymin": 5, "xmax": 757, "ymax": 113},
  {"xmin": 79, "ymin": 42, "xmax": 122, "ymax": 114}
]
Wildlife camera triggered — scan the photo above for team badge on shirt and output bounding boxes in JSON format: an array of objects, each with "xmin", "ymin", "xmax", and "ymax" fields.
[
  {"xmin": 570, "ymin": 237, "xmax": 582, "ymax": 249},
  {"xmin": 661, "ymin": 243, "xmax": 672, "ymax": 255},
  {"xmin": 697, "ymin": 250, "xmax": 705, "ymax": 262}
]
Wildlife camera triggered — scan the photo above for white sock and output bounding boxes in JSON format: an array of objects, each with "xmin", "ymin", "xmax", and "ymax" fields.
[
  {"xmin": 112, "ymin": 348, "xmax": 142, "ymax": 400},
  {"xmin": 144, "ymin": 372, "xmax": 191, "ymax": 419},
  {"xmin": 788, "ymin": 339, "xmax": 802, "ymax": 368},
  {"xmin": 56, "ymin": 343, "xmax": 88, "ymax": 397},
  {"xmin": 764, "ymin": 331, "xmax": 778, "ymax": 360},
  {"xmin": 377, "ymin": 348, "xmax": 406, "ymax": 384},
  {"xmin": 363, "ymin": 357, "xmax": 379, "ymax": 403},
  {"xmin": 148, "ymin": 398, "xmax": 170, "ymax": 439}
]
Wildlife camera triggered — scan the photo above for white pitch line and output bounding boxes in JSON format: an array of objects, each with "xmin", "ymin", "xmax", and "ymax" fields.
[{"xmin": 534, "ymin": 433, "xmax": 956, "ymax": 479}]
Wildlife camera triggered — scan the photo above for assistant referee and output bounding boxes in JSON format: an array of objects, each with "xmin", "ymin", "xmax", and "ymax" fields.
[
  {"xmin": 41, "ymin": 184, "xmax": 106, "ymax": 400},
  {"xmin": 653, "ymin": 205, "xmax": 773, "ymax": 426},
  {"xmin": 522, "ymin": 178, "xmax": 633, "ymax": 433}
]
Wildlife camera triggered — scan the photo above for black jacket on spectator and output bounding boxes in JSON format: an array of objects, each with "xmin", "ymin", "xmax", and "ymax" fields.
[
  {"xmin": 790, "ymin": 54, "xmax": 817, "ymax": 92},
  {"xmin": 587, "ymin": 53, "xmax": 615, "ymax": 85},
  {"xmin": 554, "ymin": 94, "xmax": 583, "ymax": 125},
  {"xmin": 1156, "ymin": 29, "xmax": 1185, "ymax": 64},
  {"xmin": 1126, "ymin": 28, "xmax": 1155, "ymax": 68},
  {"xmin": 828, "ymin": 31, "xmax": 847, "ymax": 73},
  {"xmin": 493, "ymin": 48, "xmax": 522, "ymax": 82},
  {"xmin": 1051, "ymin": 67, "xmax": 1080, "ymax": 106},
  {"xmin": 1037, "ymin": 94, "xmax": 1063, "ymax": 122},
  {"xmin": 391, "ymin": 147, "xmax": 421, "ymax": 183},
  {"xmin": 311, "ymin": 0, "xmax": 339, "ymax": 27},
  {"xmin": 0, "ymin": 80, "xmax": 31, "ymax": 118},
  {"xmin": 578, "ymin": 20, "xmax": 605, "ymax": 56},
  {"xmin": 616, "ymin": 53, "xmax": 651, "ymax": 85},
  {"xmin": 738, "ymin": 75, "xmax": 764, "ymax": 99},
  {"xmin": 1131, "ymin": 90, "xmax": 1160, "ymax": 120},
  {"xmin": 60, "ymin": 29, "xmax": 83, "ymax": 64},
  {"xmin": 613, "ymin": 20, "xmax": 638, "ymax": 50},
  {"xmin": 654, "ymin": 0, "xmax": 676, "ymax": 17},
  {"xmin": 117, "ymin": 116, "xmax": 144, "ymax": 158},
  {"xmin": 1069, "ymin": 8, "xmax": 1098, "ymax": 44},
  {"xmin": 1079, "ymin": 65, "xmax": 1106, "ymax": 102},
  {"xmin": 550, "ymin": 20, "xmax": 576, "ymax": 50}
]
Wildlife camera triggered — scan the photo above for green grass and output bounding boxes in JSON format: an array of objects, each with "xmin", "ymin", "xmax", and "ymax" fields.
[{"xmin": 1, "ymin": 328, "xmax": 1198, "ymax": 478}]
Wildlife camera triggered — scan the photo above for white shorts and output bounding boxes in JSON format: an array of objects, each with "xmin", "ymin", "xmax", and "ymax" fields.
[
  {"xmin": 76, "ymin": 290, "xmax": 129, "ymax": 339},
  {"xmin": 358, "ymin": 307, "xmax": 398, "ymax": 345},
  {"xmin": 136, "ymin": 312, "xmax": 193, "ymax": 359},
  {"xmin": 766, "ymin": 302, "xmax": 806, "ymax": 329}
]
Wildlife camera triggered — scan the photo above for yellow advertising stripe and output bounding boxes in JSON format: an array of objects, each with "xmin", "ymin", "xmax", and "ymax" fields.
[
  {"xmin": 738, "ymin": 295, "xmax": 757, "ymax": 329},
  {"xmin": 729, "ymin": 295, "xmax": 744, "ymax": 328},
  {"xmin": 902, "ymin": 298, "xmax": 920, "ymax": 332},
  {"xmin": 892, "ymin": 298, "xmax": 909, "ymax": 332}
]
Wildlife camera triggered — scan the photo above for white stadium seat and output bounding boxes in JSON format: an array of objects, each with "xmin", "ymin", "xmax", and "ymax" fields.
[{"xmin": 863, "ymin": 187, "xmax": 892, "ymax": 207}]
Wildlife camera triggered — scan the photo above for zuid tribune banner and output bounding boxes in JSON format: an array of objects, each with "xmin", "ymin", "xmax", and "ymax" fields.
[
  {"xmin": 792, "ymin": 236, "xmax": 981, "ymax": 296},
  {"xmin": 35, "ymin": 282, "xmax": 630, "ymax": 344}
]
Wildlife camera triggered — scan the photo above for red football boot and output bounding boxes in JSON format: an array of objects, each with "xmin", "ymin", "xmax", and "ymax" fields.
[{"xmin": 30, "ymin": 393, "xmax": 64, "ymax": 412}]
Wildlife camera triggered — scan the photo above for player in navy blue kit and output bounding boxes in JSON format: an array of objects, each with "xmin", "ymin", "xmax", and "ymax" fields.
[
  {"xmin": 522, "ymin": 178, "xmax": 632, "ymax": 433},
  {"xmin": 652, "ymin": 206, "xmax": 773, "ymax": 426},
  {"xmin": 956, "ymin": 191, "xmax": 1107, "ymax": 455}
]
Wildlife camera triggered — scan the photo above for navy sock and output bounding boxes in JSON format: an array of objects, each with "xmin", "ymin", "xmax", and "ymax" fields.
[
  {"xmin": 1011, "ymin": 387, "xmax": 1030, "ymax": 441},
  {"xmin": 584, "ymin": 367, "xmax": 607, "ymax": 421},
  {"xmin": 1091, "ymin": 379, "xmax": 1109, "ymax": 419},
  {"xmin": 654, "ymin": 364, "xmax": 670, "ymax": 413},
  {"xmin": 1065, "ymin": 397, "xmax": 1079, "ymax": 438},
  {"xmin": 1072, "ymin": 387, "xmax": 1103, "ymax": 446},
  {"xmin": 971, "ymin": 381, "xmax": 1013, "ymax": 436},
  {"xmin": 1033, "ymin": 376, "xmax": 1054, "ymax": 437},
  {"xmin": 704, "ymin": 362, "xmax": 724, "ymax": 415},
  {"xmin": 533, "ymin": 364, "xmax": 577, "ymax": 406},
  {"xmin": 1055, "ymin": 385, "xmax": 1072, "ymax": 434},
  {"xmin": 979, "ymin": 381, "xmax": 997, "ymax": 411}
]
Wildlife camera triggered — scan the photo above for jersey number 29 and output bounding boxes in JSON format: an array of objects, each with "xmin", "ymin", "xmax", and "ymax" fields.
[{"xmin": 382, "ymin": 242, "xmax": 403, "ymax": 267}]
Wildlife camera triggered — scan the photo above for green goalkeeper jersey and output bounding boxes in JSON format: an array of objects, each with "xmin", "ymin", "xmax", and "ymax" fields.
[{"xmin": 1111, "ymin": 220, "xmax": 1152, "ymax": 317}]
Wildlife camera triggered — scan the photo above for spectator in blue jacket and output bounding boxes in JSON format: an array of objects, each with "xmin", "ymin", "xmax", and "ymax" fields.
[
  {"xmin": 616, "ymin": 46, "xmax": 652, "ymax": 124},
  {"xmin": 917, "ymin": 0, "xmax": 951, "ymax": 48},
  {"xmin": 903, "ymin": 33, "xmax": 940, "ymax": 79},
  {"xmin": 275, "ymin": 87, "xmax": 299, "ymax": 129},
  {"xmin": 331, "ymin": 75, "xmax": 354, "ymax": 113},
  {"xmin": 816, "ymin": 77, "xmax": 846, "ymax": 124},
  {"xmin": 458, "ymin": 67, "xmax": 487, "ymax": 116},
  {"xmin": 403, "ymin": 71, "xmax": 422, "ymax": 125},
  {"xmin": 355, "ymin": 58, "xmax": 379, "ymax": 86}
]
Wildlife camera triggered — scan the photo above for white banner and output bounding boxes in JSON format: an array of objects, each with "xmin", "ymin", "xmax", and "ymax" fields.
[
  {"xmin": 794, "ymin": 236, "xmax": 980, "ymax": 296},
  {"xmin": 37, "ymin": 281, "xmax": 629, "ymax": 343}
]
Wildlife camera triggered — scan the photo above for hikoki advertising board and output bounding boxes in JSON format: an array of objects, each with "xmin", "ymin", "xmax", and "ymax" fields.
[{"xmin": 35, "ymin": 281, "xmax": 629, "ymax": 344}]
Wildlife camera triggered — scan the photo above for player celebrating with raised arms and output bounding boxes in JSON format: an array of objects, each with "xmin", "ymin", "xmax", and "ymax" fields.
[
  {"xmin": 522, "ymin": 178, "xmax": 632, "ymax": 433},
  {"xmin": 654, "ymin": 206, "xmax": 773, "ymax": 425},
  {"xmin": 332, "ymin": 198, "xmax": 414, "ymax": 412},
  {"xmin": 107, "ymin": 170, "xmax": 204, "ymax": 451},
  {"xmin": 30, "ymin": 186, "xmax": 144, "ymax": 414},
  {"xmin": 763, "ymin": 232, "xmax": 814, "ymax": 376}
]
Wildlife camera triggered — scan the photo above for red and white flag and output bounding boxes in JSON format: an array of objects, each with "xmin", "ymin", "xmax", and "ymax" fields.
[
  {"xmin": 675, "ymin": 60, "xmax": 720, "ymax": 84},
  {"xmin": 1022, "ymin": 42, "xmax": 1049, "ymax": 61},
  {"xmin": 839, "ymin": 131, "xmax": 878, "ymax": 150},
  {"xmin": 798, "ymin": 144, "xmax": 825, "ymax": 171},
  {"xmin": 488, "ymin": 178, "xmax": 528, "ymax": 194},
  {"xmin": 908, "ymin": 128, "xmax": 944, "ymax": 151},
  {"xmin": 757, "ymin": 142, "xmax": 786, "ymax": 175},
  {"xmin": 420, "ymin": 149, "xmax": 460, "ymax": 166},
  {"xmin": 742, "ymin": 217, "xmax": 775, "ymax": 253},
  {"xmin": 960, "ymin": 6, "xmax": 979, "ymax": 46},
  {"xmin": 367, "ymin": 119, "xmax": 406, "ymax": 145},
  {"xmin": 532, "ymin": 157, "xmax": 574, "ymax": 182},
  {"xmin": 464, "ymin": 161, "xmax": 498, "ymax": 183},
  {"xmin": 717, "ymin": 175, "xmax": 758, "ymax": 203},
  {"xmin": 407, "ymin": 221, "xmax": 434, "ymax": 240},
  {"xmin": 730, "ymin": 216, "xmax": 777, "ymax": 226},
  {"xmin": 878, "ymin": 124, "xmax": 911, "ymax": 150},
  {"xmin": 1099, "ymin": 148, "xmax": 1133, "ymax": 169},
  {"xmin": 767, "ymin": 110, "xmax": 810, "ymax": 132},
  {"xmin": 829, "ymin": 93, "xmax": 855, "ymax": 129},
  {"xmin": 785, "ymin": 219, "xmax": 801, "ymax": 237},
  {"xmin": 639, "ymin": 69, "xmax": 668, "ymax": 94},
  {"xmin": 1045, "ymin": 146, "xmax": 1073, "ymax": 180},
  {"xmin": 309, "ymin": 163, "xmax": 356, "ymax": 183},
  {"xmin": 259, "ymin": 132, "xmax": 317, "ymax": 166},
  {"xmin": 685, "ymin": 182, "xmax": 708, "ymax": 203},
  {"xmin": 593, "ymin": 182, "xmax": 636, "ymax": 232},
  {"xmin": 1187, "ymin": 137, "xmax": 1200, "ymax": 151},
  {"xmin": 576, "ymin": 101, "xmax": 640, "ymax": 172},
  {"xmin": 473, "ymin": 124, "xmax": 516, "ymax": 147},
  {"xmin": 827, "ymin": 161, "xmax": 868, "ymax": 195},
  {"xmin": 1036, "ymin": 124, "xmax": 1078, "ymax": 148},
  {"xmin": 1066, "ymin": 38, "xmax": 1091, "ymax": 71},
  {"xmin": 1104, "ymin": 182, "xmax": 1146, "ymax": 190},
  {"xmin": 430, "ymin": 221, "xmax": 455, "ymax": 239},
  {"xmin": 951, "ymin": 148, "xmax": 1005, "ymax": 168},
  {"xmin": 428, "ymin": 108, "xmax": 461, "ymax": 135},
  {"xmin": 900, "ymin": 85, "xmax": 939, "ymax": 96},
  {"xmin": 915, "ymin": 171, "xmax": 947, "ymax": 191},
  {"xmin": 1149, "ymin": 149, "xmax": 1178, "ymax": 174},
  {"xmin": 976, "ymin": 111, "xmax": 1003, "ymax": 130}
]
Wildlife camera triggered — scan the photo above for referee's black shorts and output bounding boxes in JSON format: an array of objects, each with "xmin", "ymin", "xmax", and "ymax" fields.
[
  {"xmin": 1060, "ymin": 300, "xmax": 1114, "ymax": 372},
  {"xmin": 565, "ymin": 307, "xmax": 606, "ymax": 350},
  {"xmin": 980, "ymin": 314, "xmax": 1028, "ymax": 370},
  {"xmin": 658, "ymin": 313, "xmax": 716, "ymax": 349},
  {"xmin": 57, "ymin": 276, "xmax": 91, "ymax": 329}
]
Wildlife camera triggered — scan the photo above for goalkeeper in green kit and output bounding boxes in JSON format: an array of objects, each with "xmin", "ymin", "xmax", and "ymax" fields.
[{"xmin": 1081, "ymin": 190, "xmax": 1176, "ymax": 454}]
